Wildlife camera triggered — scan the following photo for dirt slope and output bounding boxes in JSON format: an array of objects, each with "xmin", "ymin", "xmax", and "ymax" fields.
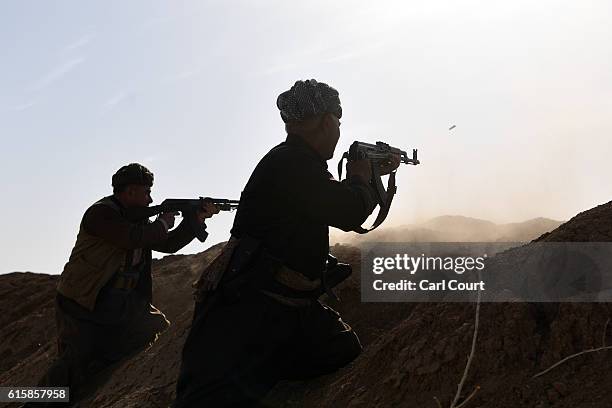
[{"xmin": 2, "ymin": 202, "xmax": 612, "ymax": 407}]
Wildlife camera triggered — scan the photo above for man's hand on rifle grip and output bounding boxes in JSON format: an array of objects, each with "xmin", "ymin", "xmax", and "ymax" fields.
[
  {"xmin": 346, "ymin": 158, "xmax": 372, "ymax": 185},
  {"xmin": 197, "ymin": 201, "xmax": 220, "ymax": 224}
]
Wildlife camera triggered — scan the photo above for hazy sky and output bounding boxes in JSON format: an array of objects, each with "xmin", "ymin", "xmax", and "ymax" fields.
[{"xmin": 1, "ymin": 0, "xmax": 611, "ymax": 274}]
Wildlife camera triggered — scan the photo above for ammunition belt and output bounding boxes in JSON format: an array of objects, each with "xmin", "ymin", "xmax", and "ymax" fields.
[
  {"xmin": 274, "ymin": 265, "xmax": 321, "ymax": 292},
  {"xmin": 260, "ymin": 290, "xmax": 314, "ymax": 307},
  {"xmin": 254, "ymin": 263, "xmax": 323, "ymax": 306}
]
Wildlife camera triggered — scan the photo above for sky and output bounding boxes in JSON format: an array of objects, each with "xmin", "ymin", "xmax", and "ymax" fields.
[{"xmin": 1, "ymin": 0, "xmax": 611, "ymax": 274}]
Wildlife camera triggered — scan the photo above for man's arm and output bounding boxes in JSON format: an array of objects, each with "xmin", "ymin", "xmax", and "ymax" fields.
[
  {"xmin": 149, "ymin": 219, "xmax": 198, "ymax": 253},
  {"xmin": 83, "ymin": 204, "xmax": 172, "ymax": 249},
  {"xmin": 275, "ymin": 152, "xmax": 378, "ymax": 231}
]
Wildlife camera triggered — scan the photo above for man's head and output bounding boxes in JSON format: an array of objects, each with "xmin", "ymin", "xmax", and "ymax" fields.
[
  {"xmin": 111, "ymin": 163, "xmax": 154, "ymax": 208},
  {"xmin": 277, "ymin": 79, "xmax": 342, "ymax": 160}
]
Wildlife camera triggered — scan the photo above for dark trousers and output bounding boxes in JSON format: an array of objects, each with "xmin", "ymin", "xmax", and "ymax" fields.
[
  {"xmin": 34, "ymin": 291, "xmax": 169, "ymax": 406},
  {"xmin": 174, "ymin": 290, "xmax": 361, "ymax": 408}
]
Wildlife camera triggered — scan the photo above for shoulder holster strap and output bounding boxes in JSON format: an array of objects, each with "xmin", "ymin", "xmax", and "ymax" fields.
[{"xmin": 338, "ymin": 155, "xmax": 397, "ymax": 234}]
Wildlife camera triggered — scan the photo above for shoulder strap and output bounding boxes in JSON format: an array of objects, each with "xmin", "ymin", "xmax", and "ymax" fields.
[{"xmin": 338, "ymin": 161, "xmax": 397, "ymax": 234}]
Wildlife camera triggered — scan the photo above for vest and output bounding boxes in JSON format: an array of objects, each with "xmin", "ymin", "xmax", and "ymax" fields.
[{"xmin": 56, "ymin": 197, "xmax": 130, "ymax": 311}]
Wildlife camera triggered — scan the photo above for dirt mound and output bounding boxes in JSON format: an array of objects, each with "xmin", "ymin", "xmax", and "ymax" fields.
[
  {"xmin": 0, "ymin": 272, "xmax": 58, "ymax": 378},
  {"xmin": 2, "ymin": 202, "xmax": 612, "ymax": 407},
  {"xmin": 536, "ymin": 201, "xmax": 612, "ymax": 242}
]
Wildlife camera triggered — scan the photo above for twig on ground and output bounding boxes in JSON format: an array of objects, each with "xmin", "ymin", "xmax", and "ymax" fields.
[
  {"xmin": 433, "ymin": 396, "xmax": 442, "ymax": 408},
  {"xmin": 455, "ymin": 386, "xmax": 481, "ymax": 408},
  {"xmin": 450, "ymin": 273, "xmax": 482, "ymax": 408},
  {"xmin": 532, "ymin": 345, "xmax": 612, "ymax": 379},
  {"xmin": 534, "ymin": 318, "xmax": 612, "ymax": 379}
]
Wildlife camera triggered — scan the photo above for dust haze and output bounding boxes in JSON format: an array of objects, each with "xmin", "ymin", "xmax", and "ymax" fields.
[{"xmin": 331, "ymin": 214, "xmax": 564, "ymax": 245}]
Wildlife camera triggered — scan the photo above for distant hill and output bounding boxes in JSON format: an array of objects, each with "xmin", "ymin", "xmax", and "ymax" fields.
[{"xmin": 331, "ymin": 215, "xmax": 563, "ymax": 244}]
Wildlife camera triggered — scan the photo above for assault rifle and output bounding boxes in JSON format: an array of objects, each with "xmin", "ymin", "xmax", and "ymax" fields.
[
  {"xmin": 338, "ymin": 141, "xmax": 420, "ymax": 233},
  {"xmin": 124, "ymin": 197, "xmax": 239, "ymax": 242}
]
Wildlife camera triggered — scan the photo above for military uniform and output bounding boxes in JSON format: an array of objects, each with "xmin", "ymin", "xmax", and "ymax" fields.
[
  {"xmin": 39, "ymin": 194, "xmax": 198, "ymax": 403},
  {"xmin": 174, "ymin": 131, "xmax": 378, "ymax": 407}
]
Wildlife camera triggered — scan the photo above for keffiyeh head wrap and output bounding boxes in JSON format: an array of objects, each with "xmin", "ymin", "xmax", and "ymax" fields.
[{"xmin": 277, "ymin": 79, "xmax": 342, "ymax": 123}]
